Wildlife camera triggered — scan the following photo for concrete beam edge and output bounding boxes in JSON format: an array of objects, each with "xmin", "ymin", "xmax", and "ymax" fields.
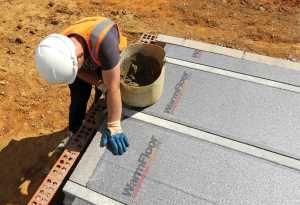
[
  {"xmin": 63, "ymin": 181, "xmax": 124, "ymax": 205},
  {"xmin": 157, "ymin": 34, "xmax": 244, "ymax": 59},
  {"xmin": 157, "ymin": 34, "xmax": 300, "ymax": 70},
  {"xmin": 242, "ymin": 52, "xmax": 300, "ymax": 71},
  {"xmin": 69, "ymin": 132, "xmax": 106, "ymax": 186}
]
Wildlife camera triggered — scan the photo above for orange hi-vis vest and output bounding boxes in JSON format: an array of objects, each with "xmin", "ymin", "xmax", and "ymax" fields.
[{"xmin": 62, "ymin": 17, "xmax": 127, "ymax": 66}]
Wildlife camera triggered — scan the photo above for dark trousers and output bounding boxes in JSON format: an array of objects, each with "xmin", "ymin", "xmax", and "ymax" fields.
[{"xmin": 68, "ymin": 77, "xmax": 101, "ymax": 133}]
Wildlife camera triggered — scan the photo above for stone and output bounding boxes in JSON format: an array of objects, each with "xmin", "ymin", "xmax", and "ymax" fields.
[{"xmin": 15, "ymin": 37, "xmax": 24, "ymax": 44}]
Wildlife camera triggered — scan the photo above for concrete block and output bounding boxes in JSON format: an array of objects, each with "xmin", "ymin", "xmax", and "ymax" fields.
[
  {"xmin": 243, "ymin": 52, "xmax": 300, "ymax": 71},
  {"xmin": 158, "ymin": 34, "xmax": 244, "ymax": 58}
]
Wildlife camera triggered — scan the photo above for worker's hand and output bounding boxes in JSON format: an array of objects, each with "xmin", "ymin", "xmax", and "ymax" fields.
[{"xmin": 101, "ymin": 121, "xmax": 129, "ymax": 155}]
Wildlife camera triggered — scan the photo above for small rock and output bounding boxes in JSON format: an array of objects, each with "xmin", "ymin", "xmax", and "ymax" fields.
[
  {"xmin": 240, "ymin": 0, "xmax": 248, "ymax": 5},
  {"xmin": 222, "ymin": 0, "xmax": 227, "ymax": 3},
  {"xmin": 90, "ymin": 1, "xmax": 101, "ymax": 5},
  {"xmin": 0, "ymin": 68, "xmax": 7, "ymax": 72},
  {"xmin": 55, "ymin": 6, "xmax": 74, "ymax": 15},
  {"xmin": 0, "ymin": 81, "xmax": 7, "ymax": 85},
  {"xmin": 8, "ymin": 38, "xmax": 14, "ymax": 43},
  {"xmin": 259, "ymin": 6, "xmax": 266, "ymax": 11},
  {"xmin": 0, "ymin": 91, "xmax": 5, "ymax": 95},
  {"xmin": 29, "ymin": 30, "xmax": 36, "ymax": 35},
  {"xmin": 50, "ymin": 20, "xmax": 59, "ymax": 25},
  {"xmin": 111, "ymin": 10, "xmax": 119, "ymax": 16},
  {"xmin": 121, "ymin": 10, "xmax": 127, "ymax": 15},
  {"xmin": 279, "ymin": 6, "xmax": 288, "ymax": 12},
  {"xmin": 16, "ymin": 24, "xmax": 23, "ymax": 30},
  {"xmin": 6, "ymin": 49, "xmax": 16, "ymax": 55},
  {"xmin": 20, "ymin": 91, "xmax": 26, "ymax": 97},
  {"xmin": 288, "ymin": 55, "xmax": 297, "ymax": 62},
  {"xmin": 48, "ymin": 1, "xmax": 54, "ymax": 7},
  {"xmin": 15, "ymin": 37, "xmax": 24, "ymax": 44}
]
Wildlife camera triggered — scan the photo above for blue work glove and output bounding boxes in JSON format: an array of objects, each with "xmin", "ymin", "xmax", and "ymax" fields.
[{"xmin": 101, "ymin": 126, "xmax": 129, "ymax": 155}]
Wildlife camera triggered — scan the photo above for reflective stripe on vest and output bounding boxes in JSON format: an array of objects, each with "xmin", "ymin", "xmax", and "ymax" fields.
[
  {"xmin": 62, "ymin": 17, "xmax": 127, "ymax": 66},
  {"xmin": 90, "ymin": 18, "xmax": 114, "ymax": 65}
]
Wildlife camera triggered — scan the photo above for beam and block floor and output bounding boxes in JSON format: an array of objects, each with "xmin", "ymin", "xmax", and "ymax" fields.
[{"xmin": 63, "ymin": 35, "xmax": 300, "ymax": 205}]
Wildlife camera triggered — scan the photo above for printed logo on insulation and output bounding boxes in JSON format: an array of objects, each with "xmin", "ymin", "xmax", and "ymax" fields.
[
  {"xmin": 192, "ymin": 49, "xmax": 202, "ymax": 59},
  {"xmin": 122, "ymin": 136, "xmax": 161, "ymax": 199},
  {"xmin": 164, "ymin": 71, "xmax": 192, "ymax": 114}
]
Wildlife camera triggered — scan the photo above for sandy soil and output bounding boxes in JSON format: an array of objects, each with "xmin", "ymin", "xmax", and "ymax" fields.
[{"xmin": 0, "ymin": 0, "xmax": 299, "ymax": 204}]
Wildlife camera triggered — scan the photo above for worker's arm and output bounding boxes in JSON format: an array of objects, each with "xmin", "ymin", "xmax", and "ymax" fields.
[
  {"xmin": 101, "ymin": 62, "xmax": 129, "ymax": 155},
  {"xmin": 102, "ymin": 62, "xmax": 122, "ymax": 123},
  {"xmin": 77, "ymin": 69, "xmax": 102, "ymax": 86},
  {"xmin": 98, "ymin": 25, "xmax": 129, "ymax": 155}
]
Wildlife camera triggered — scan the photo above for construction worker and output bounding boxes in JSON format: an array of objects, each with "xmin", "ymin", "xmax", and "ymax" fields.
[{"xmin": 35, "ymin": 17, "xmax": 129, "ymax": 155}]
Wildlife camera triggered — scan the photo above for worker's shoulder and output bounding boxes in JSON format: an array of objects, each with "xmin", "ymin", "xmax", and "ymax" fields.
[
  {"xmin": 98, "ymin": 26, "xmax": 120, "ymax": 70},
  {"xmin": 103, "ymin": 25, "xmax": 119, "ymax": 42}
]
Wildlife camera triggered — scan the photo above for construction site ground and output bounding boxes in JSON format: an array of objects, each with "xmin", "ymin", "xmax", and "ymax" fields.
[{"xmin": 0, "ymin": 0, "xmax": 299, "ymax": 204}]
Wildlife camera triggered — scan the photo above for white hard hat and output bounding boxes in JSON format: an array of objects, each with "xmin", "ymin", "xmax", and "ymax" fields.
[{"xmin": 35, "ymin": 34, "xmax": 78, "ymax": 84}]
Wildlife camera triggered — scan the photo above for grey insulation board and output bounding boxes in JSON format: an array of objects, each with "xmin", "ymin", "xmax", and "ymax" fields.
[
  {"xmin": 71, "ymin": 198, "xmax": 93, "ymax": 205},
  {"xmin": 69, "ymin": 131, "xmax": 105, "ymax": 186},
  {"xmin": 165, "ymin": 44, "xmax": 300, "ymax": 86},
  {"xmin": 85, "ymin": 118, "xmax": 300, "ymax": 205},
  {"xmin": 139, "ymin": 63, "xmax": 300, "ymax": 159}
]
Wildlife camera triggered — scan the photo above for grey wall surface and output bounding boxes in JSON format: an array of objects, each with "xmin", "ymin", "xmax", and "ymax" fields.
[
  {"xmin": 165, "ymin": 44, "xmax": 300, "ymax": 86},
  {"xmin": 86, "ymin": 118, "xmax": 300, "ymax": 205},
  {"xmin": 140, "ymin": 63, "xmax": 300, "ymax": 159}
]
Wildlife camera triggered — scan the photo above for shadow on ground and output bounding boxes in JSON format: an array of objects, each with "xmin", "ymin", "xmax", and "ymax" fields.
[{"xmin": 0, "ymin": 129, "xmax": 68, "ymax": 205}]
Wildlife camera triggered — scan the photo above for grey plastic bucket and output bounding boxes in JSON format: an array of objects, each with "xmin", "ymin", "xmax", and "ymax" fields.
[{"xmin": 120, "ymin": 43, "xmax": 166, "ymax": 108}]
